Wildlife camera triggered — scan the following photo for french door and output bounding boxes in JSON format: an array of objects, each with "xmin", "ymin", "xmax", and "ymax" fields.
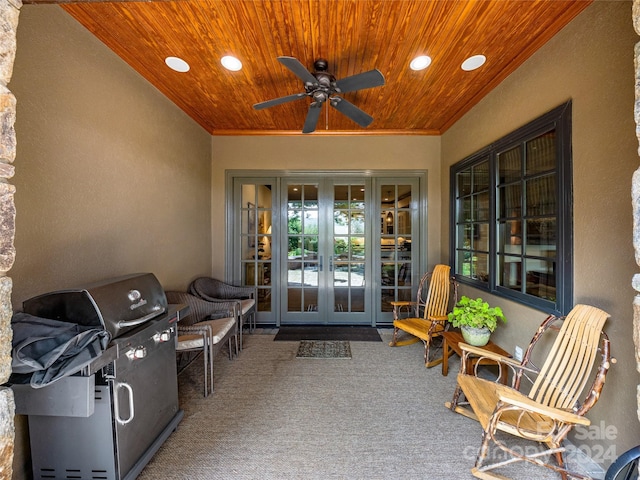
[
  {"xmin": 280, "ymin": 178, "xmax": 369, "ymax": 325},
  {"xmin": 232, "ymin": 173, "xmax": 423, "ymax": 326}
]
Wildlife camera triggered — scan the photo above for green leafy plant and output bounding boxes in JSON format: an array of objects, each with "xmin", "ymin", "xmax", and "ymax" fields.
[{"xmin": 448, "ymin": 296, "xmax": 506, "ymax": 332}]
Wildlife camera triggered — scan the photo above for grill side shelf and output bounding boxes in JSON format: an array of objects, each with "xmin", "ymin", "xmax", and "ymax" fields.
[
  {"xmin": 12, "ymin": 375, "xmax": 96, "ymax": 417},
  {"xmin": 85, "ymin": 344, "xmax": 118, "ymax": 376}
]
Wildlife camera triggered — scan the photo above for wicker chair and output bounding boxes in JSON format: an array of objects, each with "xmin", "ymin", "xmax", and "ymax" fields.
[
  {"xmin": 189, "ymin": 277, "xmax": 256, "ymax": 350},
  {"xmin": 449, "ymin": 304, "xmax": 612, "ymax": 480},
  {"xmin": 165, "ymin": 291, "xmax": 238, "ymax": 396},
  {"xmin": 389, "ymin": 264, "xmax": 458, "ymax": 367}
]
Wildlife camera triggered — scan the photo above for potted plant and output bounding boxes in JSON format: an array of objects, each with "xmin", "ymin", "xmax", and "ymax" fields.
[{"xmin": 447, "ymin": 296, "xmax": 506, "ymax": 346}]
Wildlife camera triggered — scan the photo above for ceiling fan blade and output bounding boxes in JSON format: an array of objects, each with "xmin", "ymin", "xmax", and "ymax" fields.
[
  {"xmin": 302, "ymin": 104, "xmax": 323, "ymax": 134},
  {"xmin": 335, "ymin": 69, "xmax": 385, "ymax": 93},
  {"xmin": 330, "ymin": 97, "xmax": 374, "ymax": 128},
  {"xmin": 278, "ymin": 56, "xmax": 318, "ymax": 85},
  {"xmin": 253, "ymin": 93, "xmax": 307, "ymax": 110}
]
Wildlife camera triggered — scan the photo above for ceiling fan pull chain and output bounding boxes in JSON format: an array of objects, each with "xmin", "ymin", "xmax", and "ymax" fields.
[{"xmin": 326, "ymin": 102, "xmax": 329, "ymax": 130}]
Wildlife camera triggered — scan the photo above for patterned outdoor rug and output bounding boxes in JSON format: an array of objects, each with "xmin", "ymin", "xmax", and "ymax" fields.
[{"xmin": 296, "ymin": 340, "xmax": 352, "ymax": 359}]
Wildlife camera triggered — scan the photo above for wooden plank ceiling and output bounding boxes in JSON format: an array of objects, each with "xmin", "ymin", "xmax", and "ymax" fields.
[{"xmin": 27, "ymin": 0, "xmax": 592, "ymax": 135}]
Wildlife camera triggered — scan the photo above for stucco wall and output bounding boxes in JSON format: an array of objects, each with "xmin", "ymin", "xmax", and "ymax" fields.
[
  {"xmin": 10, "ymin": 5, "xmax": 213, "ymax": 303},
  {"xmin": 442, "ymin": 0, "xmax": 639, "ymax": 461},
  {"xmin": 210, "ymin": 135, "xmax": 442, "ymax": 276},
  {"xmin": 9, "ymin": 5, "xmax": 213, "ymax": 476}
]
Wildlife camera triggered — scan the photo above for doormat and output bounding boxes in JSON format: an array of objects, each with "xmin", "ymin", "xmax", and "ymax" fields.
[
  {"xmin": 296, "ymin": 340, "xmax": 352, "ymax": 359},
  {"xmin": 275, "ymin": 326, "xmax": 382, "ymax": 342}
]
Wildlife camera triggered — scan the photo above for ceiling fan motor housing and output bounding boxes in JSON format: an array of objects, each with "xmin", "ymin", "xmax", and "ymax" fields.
[
  {"xmin": 307, "ymin": 64, "xmax": 335, "ymax": 105},
  {"xmin": 313, "ymin": 58, "xmax": 329, "ymax": 71}
]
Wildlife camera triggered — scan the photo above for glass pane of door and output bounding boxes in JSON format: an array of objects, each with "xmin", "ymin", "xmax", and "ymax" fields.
[
  {"xmin": 285, "ymin": 183, "xmax": 320, "ymax": 316},
  {"xmin": 240, "ymin": 183, "xmax": 274, "ymax": 316},
  {"xmin": 380, "ymin": 183, "xmax": 415, "ymax": 314},
  {"xmin": 333, "ymin": 184, "xmax": 366, "ymax": 315}
]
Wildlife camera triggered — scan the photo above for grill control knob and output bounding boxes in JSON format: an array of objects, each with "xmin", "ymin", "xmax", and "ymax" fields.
[
  {"xmin": 154, "ymin": 330, "xmax": 171, "ymax": 343},
  {"xmin": 126, "ymin": 346, "xmax": 147, "ymax": 360}
]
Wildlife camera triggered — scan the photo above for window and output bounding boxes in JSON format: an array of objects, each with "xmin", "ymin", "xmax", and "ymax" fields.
[{"xmin": 450, "ymin": 102, "xmax": 572, "ymax": 315}]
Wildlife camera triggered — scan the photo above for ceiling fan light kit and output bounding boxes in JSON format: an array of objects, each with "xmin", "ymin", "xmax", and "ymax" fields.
[{"xmin": 253, "ymin": 56, "xmax": 385, "ymax": 134}]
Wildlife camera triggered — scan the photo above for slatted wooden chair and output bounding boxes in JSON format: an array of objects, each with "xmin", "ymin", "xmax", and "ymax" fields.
[
  {"xmin": 389, "ymin": 264, "xmax": 458, "ymax": 367},
  {"xmin": 451, "ymin": 304, "xmax": 612, "ymax": 480}
]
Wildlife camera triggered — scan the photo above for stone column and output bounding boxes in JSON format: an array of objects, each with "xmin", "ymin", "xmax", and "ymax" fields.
[
  {"xmin": 0, "ymin": 0, "xmax": 20, "ymax": 478},
  {"xmin": 633, "ymin": 0, "xmax": 640, "ymax": 423}
]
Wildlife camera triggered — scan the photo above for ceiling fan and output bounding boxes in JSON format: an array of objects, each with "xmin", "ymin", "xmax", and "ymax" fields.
[{"xmin": 253, "ymin": 56, "xmax": 385, "ymax": 134}]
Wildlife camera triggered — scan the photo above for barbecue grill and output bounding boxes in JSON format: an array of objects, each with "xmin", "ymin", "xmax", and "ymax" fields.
[{"xmin": 12, "ymin": 273, "xmax": 185, "ymax": 480}]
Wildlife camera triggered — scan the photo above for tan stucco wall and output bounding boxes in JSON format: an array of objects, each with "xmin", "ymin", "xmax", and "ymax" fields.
[
  {"xmin": 442, "ymin": 0, "xmax": 639, "ymax": 459},
  {"xmin": 9, "ymin": 6, "xmax": 213, "ymax": 477},
  {"xmin": 10, "ymin": 5, "xmax": 213, "ymax": 304},
  {"xmin": 210, "ymin": 135, "xmax": 442, "ymax": 275}
]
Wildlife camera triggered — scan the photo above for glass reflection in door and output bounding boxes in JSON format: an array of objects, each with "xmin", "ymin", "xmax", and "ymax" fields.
[
  {"xmin": 286, "ymin": 184, "xmax": 319, "ymax": 312},
  {"xmin": 380, "ymin": 184, "xmax": 413, "ymax": 312},
  {"xmin": 333, "ymin": 184, "xmax": 365, "ymax": 313},
  {"xmin": 241, "ymin": 184, "xmax": 273, "ymax": 313}
]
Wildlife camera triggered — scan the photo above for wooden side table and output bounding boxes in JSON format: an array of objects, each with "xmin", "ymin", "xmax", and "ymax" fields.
[{"xmin": 441, "ymin": 330, "xmax": 511, "ymax": 384}]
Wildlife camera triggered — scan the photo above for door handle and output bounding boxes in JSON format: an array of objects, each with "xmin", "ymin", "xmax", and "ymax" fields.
[
  {"xmin": 319, "ymin": 255, "xmax": 323, "ymax": 272},
  {"xmin": 329, "ymin": 256, "xmax": 333, "ymax": 272}
]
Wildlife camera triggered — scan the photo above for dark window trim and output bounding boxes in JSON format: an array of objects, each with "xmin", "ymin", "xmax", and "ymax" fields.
[{"xmin": 449, "ymin": 101, "xmax": 573, "ymax": 315}]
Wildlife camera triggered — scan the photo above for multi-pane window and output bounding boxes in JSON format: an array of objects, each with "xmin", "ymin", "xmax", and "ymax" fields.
[
  {"xmin": 455, "ymin": 159, "xmax": 490, "ymax": 283},
  {"xmin": 451, "ymin": 102, "xmax": 572, "ymax": 315}
]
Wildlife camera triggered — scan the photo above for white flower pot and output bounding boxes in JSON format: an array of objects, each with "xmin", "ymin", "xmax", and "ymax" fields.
[{"xmin": 461, "ymin": 325, "xmax": 491, "ymax": 346}]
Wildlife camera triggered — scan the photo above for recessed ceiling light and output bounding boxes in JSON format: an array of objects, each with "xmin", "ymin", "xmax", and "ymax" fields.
[
  {"xmin": 461, "ymin": 54, "xmax": 486, "ymax": 71},
  {"xmin": 165, "ymin": 56, "xmax": 190, "ymax": 73},
  {"xmin": 410, "ymin": 55, "xmax": 432, "ymax": 71},
  {"xmin": 221, "ymin": 55, "xmax": 242, "ymax": 71}
]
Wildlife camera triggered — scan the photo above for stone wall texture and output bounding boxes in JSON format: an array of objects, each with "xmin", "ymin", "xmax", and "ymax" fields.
[
  {"xmin": 0, "ymin": 0, "xmax": 19, "ymax": 478},
  {"xmin": 634, "ymin": 0, "xmax": 640, "ymax": 424},
  {"xmin": 0, "ymin": 388, "xmax": 13, "ymax": 479}
]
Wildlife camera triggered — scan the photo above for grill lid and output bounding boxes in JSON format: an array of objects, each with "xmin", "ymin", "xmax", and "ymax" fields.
[{"xmin": 22, "ymin": 273, "xmax": 168, "ymax": 340}]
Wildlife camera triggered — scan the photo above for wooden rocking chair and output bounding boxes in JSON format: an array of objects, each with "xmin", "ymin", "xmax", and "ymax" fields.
[
  {"xmin": 449, "ymin": 304, "xmax": 612, "ymax": 480},
  {"xmin": 389, "ymin": 264, "xmax": 458, "ymax": 367}
]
